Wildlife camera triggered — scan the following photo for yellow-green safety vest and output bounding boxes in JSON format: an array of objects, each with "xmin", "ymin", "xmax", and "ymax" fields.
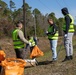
[
  {"xmin": 47, "ymin": 26, "xmax": 58, "ymax": 40},
  {"xmin": 63, "ymin": 14, "xmax": 74, "ymax": 32},
  {"xmin": 12, "ymin": 29, "xmax": 24, "ymax": 49},
  {"xmin": 29, "ymin": 37, "xmax": 35, "ymax": 46}
]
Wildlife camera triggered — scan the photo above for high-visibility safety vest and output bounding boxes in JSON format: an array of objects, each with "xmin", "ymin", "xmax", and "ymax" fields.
[
  {"xmin": 29, "ymin": 37, "xmax": 35, "ymax": 47},
  {"xmin": 47, "ymin": 26, "xmax": 58, "ymax": 40},
  {"xmin": 12, "ymin": 29, "xmax": 24, "ymax": 49},
  {"xmin": 63, "ymin": 14, "xmax": 74, "ymax": 33}
]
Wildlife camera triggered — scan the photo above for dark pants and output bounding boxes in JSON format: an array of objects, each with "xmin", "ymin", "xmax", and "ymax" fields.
[
  {"xmin": 30, "ymin": 46, "xmax": 35, "ymax": 59},
  {"xmin": 30, "ymin": 46, "xmax": 35, "ymax": 53},
  {"xmin": 25, "ymin": 44, "xmax": 29, "ymax": 49},
  {"xmin": 15, "ymin": 48, "xmax": 27, "ymax": 59}
]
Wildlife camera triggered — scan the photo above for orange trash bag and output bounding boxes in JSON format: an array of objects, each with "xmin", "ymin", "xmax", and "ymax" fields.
[
  {"xmin": 30, "ymin": 45, "xmax": 44, "ymax": 58},
  {"xmin": 1, "ymin": 58, "xmax": 26, "ymax": 75},
  {"xmin": 0, "ymin": 50, "xmax": 6, "ymax": 61}
]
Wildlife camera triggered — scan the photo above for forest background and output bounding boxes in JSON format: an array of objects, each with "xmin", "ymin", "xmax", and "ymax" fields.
[{"xmin": 0, "ymin": 0, "xmax": 76, "ymax": 38}]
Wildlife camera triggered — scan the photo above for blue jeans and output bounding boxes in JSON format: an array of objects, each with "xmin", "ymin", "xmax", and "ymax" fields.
[{"xmin": 50, "ymin": 40, "xmax": 58, "ymax": 60}]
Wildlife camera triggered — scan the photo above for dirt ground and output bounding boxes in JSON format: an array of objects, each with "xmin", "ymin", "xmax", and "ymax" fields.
[{"xmin": 0, "ymin": 36, "xmax": 76, "ymax": 75}]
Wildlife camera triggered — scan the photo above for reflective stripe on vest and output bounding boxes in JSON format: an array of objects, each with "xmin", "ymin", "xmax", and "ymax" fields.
[
  {"xmin": 12, "ymin": 29, "xmax": 24, "ymax": 49},
  {"xmin": 63, "ymin": 14, "xmax": 74, "ymax": 32},
  {"xmin": 48, "ymin": 26, "xmax": 58, "ymax": 40}
]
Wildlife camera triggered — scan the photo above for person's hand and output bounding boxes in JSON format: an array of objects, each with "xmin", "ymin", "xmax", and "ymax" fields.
[
  {"xmin": 45, "ymin": 31, "xmax": 48, "ymax": 35},
  {"xmin": 29, "ymin": 42, "xmax": 32, "ymax": 47},
  {"xmin": 64, "ymin": 34, "xmax": 68, "ymax": 38},
  {"xmin": 46, "ymin": 31, "xmax": 48, "ymax": 34}
]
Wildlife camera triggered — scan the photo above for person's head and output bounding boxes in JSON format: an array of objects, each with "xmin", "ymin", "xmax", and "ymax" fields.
[
  {"xmin": 47, "ymin": 18, "xmax": 54, "ymax": 25},
  {"xmin": 16, "ymin": 21, "xmax": 23, "ymax": 29},
  {"xmin": 61, "ymin": 7, "xmax": 69, "ymax": 15},
  {"xmin": 30, "ymin": 36, "xmax": 33, "ymax": 40}
]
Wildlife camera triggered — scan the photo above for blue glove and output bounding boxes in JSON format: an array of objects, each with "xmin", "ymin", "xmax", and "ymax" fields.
[{"xmin": 64, "ymin": 34, "xmax": 68, "ymax": 38}]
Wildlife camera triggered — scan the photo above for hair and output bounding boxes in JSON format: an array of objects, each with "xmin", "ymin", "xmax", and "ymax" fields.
[
  {"xmin": 16, "ymin": 21, "xmax": 23, "ymax": 27},
  {"xmin": 47, "ymin": 18, "xmax": 54, "ymax": 23}
]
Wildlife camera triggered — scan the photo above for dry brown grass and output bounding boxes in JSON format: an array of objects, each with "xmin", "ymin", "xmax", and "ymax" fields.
[{"xmin": 0, "ymin": 36, "xmax": 76, "ymax": 75}]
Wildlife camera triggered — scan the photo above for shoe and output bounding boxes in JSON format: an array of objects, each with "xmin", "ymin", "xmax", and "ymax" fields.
[
  {"xmin": 50, "ymin": 58, "xmax": 57, "ymax": 63},
  {"xmin": 70, "ymin": 55, "xmax": 73, "ymax": 60},
  {"xmin": 53, "ymin": 58, "xmax": 57, "ymax": 61},
  {"xmin": 62, "ymin": 56, "xmax": 70, "ymax": 62}
]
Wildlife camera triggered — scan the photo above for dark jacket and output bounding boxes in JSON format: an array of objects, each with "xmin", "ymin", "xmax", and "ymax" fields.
[{"xmin": 61, "ymin": 7, "xmax": 72, "ymax": 34}]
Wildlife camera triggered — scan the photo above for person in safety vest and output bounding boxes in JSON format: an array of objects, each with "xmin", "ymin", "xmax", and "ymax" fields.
[
  {"xmin": 28, "ymin": 36, "xmax": 38, "ymax": 64},
  {"xmin": 29, "ymin": 36, "xmax": 36, "ymax": 55},
  {"xmin": 61, "ymin": 7, "xmax": 75, "ymax": 62},
  {"xmin": 33, "ymin": 36, "xmax": 38, "ymax": 45},
  {"xmin": 46, "ymin": 18, "xmax": 58, "ymax": 62},
  {"xmin": 12, "ymin": 21, "xmax": 31, "ymax": 59}
]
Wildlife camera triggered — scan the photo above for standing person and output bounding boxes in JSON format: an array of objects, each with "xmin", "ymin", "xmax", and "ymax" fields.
[
  {"xmin": 12, "ymin": 21, "xmax": 31, "ymax": 59},
  {"xmin": 46, "ymin": 18, "xmax": 59, "ymax": 62},
  {"xmin": 61, "ymin": 7, "xmax": 75, "ymax": 62}
]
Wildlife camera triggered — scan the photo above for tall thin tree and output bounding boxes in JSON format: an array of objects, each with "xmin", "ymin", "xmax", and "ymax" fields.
[{"xmin": 23, "ymin": 0, "xmax": 26, "ymax": 38}]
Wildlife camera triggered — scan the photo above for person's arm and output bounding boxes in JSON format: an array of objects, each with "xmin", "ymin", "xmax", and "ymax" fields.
[
  {"xmin": 52, "ymin": 24, "xmax": 57, "ymax": 35},
  {"xmin": 18, "ymin": 30, "xmax": 29, "ymax": 44},
  {"xmin": 65, "ymin": 16, "xmax": 70, "ymax": 34}
]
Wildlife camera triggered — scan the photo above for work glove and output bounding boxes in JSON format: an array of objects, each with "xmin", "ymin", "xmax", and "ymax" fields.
[
  {"xmin": 64, "ymin": 34, "xmax": 68, "ymax": 38},
  {"xmin": 29, "ymin": 42, "xmax": 32, "ymax": 47},
  {"xmin": 45, "ymin": 31, "xmax": 49, "ymax": 35},
  {"xmin": 46, "ymin": 31, "xmax": 48, "ymax": 34}
]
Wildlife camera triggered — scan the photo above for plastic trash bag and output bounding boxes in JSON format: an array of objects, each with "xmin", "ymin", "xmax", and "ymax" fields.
[
  {"xmin": 1, "ymin": 58, "xmax": 26, "ymax": 75},
  {"xmin": 30, "ymin": 45, "xmax": 44, "ymax": 58},
  {"xmin": 0, "ymin": 50, "xmax": 6, "ymax": 61}
]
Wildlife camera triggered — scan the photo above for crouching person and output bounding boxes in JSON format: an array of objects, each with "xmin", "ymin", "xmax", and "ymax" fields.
[
  {"xmin": 29, "ymin": 36, "xmax": 44, "ymax": 65},
  {"xmin": 29, "ymin": 36, "xmax": 36, "ymax": 59}
]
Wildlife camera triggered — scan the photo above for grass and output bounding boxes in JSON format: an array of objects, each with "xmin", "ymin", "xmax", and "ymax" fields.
[
  {"xmin": 24, "ymin": 36, "xmax": 76, "ymax": 75},
  {"xmin": 0, "ymin": 36, "xmax": 76, "ymax": 75}
]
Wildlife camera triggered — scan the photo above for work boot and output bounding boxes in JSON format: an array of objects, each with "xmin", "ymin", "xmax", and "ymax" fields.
[
  {"xmin": 62, "ymin": 56, "xmax": 70, "ymax": 62},
  {"xmin": 70, "ymin": 55, "xmax": 73, "ymax": 60}
]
